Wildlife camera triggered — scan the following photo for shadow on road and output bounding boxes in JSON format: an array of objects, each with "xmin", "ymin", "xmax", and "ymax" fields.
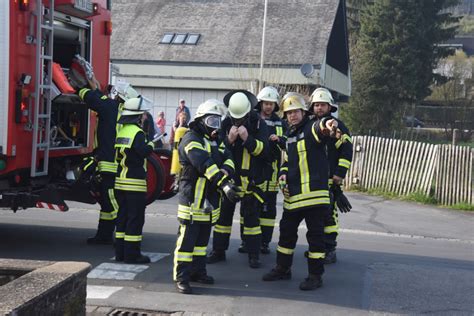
[{"xmin": 1, "ymin": 222, "xmax": 473, "ymax": 315}]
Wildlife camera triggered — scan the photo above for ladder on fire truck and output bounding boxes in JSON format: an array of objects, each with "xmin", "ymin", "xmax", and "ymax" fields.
[{"xmin": 31, "ymin": 0, "xmax": 54, "ymax": 177}]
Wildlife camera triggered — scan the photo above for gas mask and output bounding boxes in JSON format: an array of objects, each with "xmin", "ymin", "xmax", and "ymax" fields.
[{"xmin": 201, "ymin": 114, "xmax": 221, "ymax": 138}]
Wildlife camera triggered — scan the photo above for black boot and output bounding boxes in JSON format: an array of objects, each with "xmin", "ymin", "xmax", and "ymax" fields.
[
  {"xmin": 248, "ymin": 253, "xmax": 261, "ymax": 269},
  {"xmin": 262, "ymin": 265, "xmax": 291, "ymax": 281},
  {"xmin": 190, "ymin": 273, "xmax": 215, "ymax": 284},
  {"xmin": 260, "ymin": 242, "xmax": 270, "ymax": 254},
  {"xmin": 299, "ymin": 274, "xmax": 323, "ymax": 290},
  {"xmin": 207, "ymin": 250, "xmax": 226, "ymax": 264},
  {"xmin": 238, "ymin": 242, "xmax": 248, "ymax": 253},
  {"xmin": 176, "ymin": 281, "xmax": 193, "ymax": 294},
  {"xmin": 87, "ymin": 235, "xmax": 114, "ymax": 245},
  {"xmin": 323, "ymin": 250, "xmax": 337, "ymax": 264},
  {"xmin": 87, "ymin": 220, "xmax": 114, "ymax": 245},
  {"xmin": 124, "ymin": 254, "xmax": 151, "ymax": 264}
]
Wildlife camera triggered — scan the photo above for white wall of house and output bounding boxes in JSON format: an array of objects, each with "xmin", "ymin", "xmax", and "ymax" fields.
[{"xmin": 134, "ymin": 86, "xmax": 228, "ymax": 142}]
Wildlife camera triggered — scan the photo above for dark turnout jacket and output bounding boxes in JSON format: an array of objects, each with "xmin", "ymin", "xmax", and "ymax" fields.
[
  {"xmin": 219, "ymin": 111, "xmax": 271, "ymax": 199},
  {"xmin": 177, "ymin": 128, "xmax": 235, "ymax": 224},
  {"xmin": 279, "ymin": 116, "xmax": 332, "ymax": 211},
  {"xmin": 79, "ymin": 88, "xmax": 121, "ymax": 174}
]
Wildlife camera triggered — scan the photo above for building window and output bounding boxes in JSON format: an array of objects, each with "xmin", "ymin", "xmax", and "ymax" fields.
[
  {"xmin": 160, "ymin": 33, "xmax": 201, "ymax": 45},
  {"xmin": 160, "ymin": 33, "xmax": 175, "ymax": 44},
  {"xmin": 185, "ymin": 34, "xmax": 200, "ymax": 45},
  {"xmin": 172, "ymin": 33, "xmax": 187, "ymax": 44}
]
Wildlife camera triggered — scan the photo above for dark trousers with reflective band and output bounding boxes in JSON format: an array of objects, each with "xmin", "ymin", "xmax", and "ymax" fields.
[
  {"xmin": 276, "ymin": 205, "xmax": 327, "ymax": 276},
  {"xmin": 96, "ymin": 173, "xmax": 118, "ymax": 239},
  {"xmin": 260, "ymin": 191, "xmax": 278, "ymax": 245},
  {"xmin": 174, "ymin": 223, "xmax": 212, "ymax": 282},
  {"xmin": 323, "ymin": 205, "xmax": 338, "ymax": 252},
  {"xmin": 213, "ymin": 195, "xmax": 262, "ymax": 254},
  {"xmin": 115, "ymin": 190, "xmax": 146, "ymax": 261}
]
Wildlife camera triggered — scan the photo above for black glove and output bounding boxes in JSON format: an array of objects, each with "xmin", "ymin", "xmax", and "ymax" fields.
[
  {"xmin": 221, "ymin": 182, "xmax": 241, "ymax": 203},
  {"xmin": 331, "ymin": 185, "xmax": 352, "ymax": 213}
]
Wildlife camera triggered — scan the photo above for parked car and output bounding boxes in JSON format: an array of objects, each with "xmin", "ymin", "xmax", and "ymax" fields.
[{"xmin": 404, "ymin": 116, "xmax": 424, "ymax": 128}]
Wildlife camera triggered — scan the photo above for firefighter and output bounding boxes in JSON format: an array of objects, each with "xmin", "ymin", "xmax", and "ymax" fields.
[
  {"xmin": 262, "ymin": 93, "xmax": 339, "ymax": 291},
  {"xmin": 114, "ymin": 97, "xmax": 154, "ymax": 264},
  {"xmin": 207, "ymin": 90, "xmax": 270, "ymax": 268},
  {"xmin": 250, "ymin": 86, "xmax": 287, "ymax": 254},
  {"xmin": 78, "ymin": 75, "xmax": 139, "ymax": 245},
  {"xmin": 173, "ymin": 99, "xmax": 239, "ymax": 294},
  {"xmin": 309, "ymin": 88, "xmax": 353, "ymax": 264}
]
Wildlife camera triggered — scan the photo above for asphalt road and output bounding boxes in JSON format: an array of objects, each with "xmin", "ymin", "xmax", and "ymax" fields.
[{"xmin": 0, "ymin": 193, "xmax": 473, "ymax": 315}]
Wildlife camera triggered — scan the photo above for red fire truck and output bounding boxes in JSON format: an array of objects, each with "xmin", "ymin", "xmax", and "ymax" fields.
[{"xmin": 0, "ymin": 0, "xmax": 175, "ymax": 212}]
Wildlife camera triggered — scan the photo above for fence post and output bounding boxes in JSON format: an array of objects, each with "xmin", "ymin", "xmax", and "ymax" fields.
[{"xmin": 452, "ymin": 129, "xmax": 459, "ymax": 146}]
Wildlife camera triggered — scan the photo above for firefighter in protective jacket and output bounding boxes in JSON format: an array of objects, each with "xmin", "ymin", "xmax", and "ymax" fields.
[
  {"xmin": 173, "ymin": 99, "xmax": 239, "ymax": 294},
  {"xmin": 309, "ymin": 88, "xmax": 353, "ymax": 264},
  {"xmin": 263, "ymin": 93, "xmax": 339, "ymax": 291},
  {"xmin": 251, "ymin": 86, "xmax": 287, "ymax": 254},
  {"xmin": 78, "ymin": 74, "xmax": 139, "ymax": 245},
  {"xmin": 207, "ymin": 90, "xmax": 270, "ymax": 269},
  {"xmin": 114, "ymin": 97, "xmax": 154, "ymax": 264}
]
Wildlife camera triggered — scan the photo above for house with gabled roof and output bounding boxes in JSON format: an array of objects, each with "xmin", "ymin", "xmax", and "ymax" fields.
[{"xmin": 110, "ymin": 0, "xmax": 350, "ymax": 134}]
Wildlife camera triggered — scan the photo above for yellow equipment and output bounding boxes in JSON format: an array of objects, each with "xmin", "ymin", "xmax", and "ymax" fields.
[{"xmin": 170, "ymin": 126, "xmax": 189, "ymax": 175}]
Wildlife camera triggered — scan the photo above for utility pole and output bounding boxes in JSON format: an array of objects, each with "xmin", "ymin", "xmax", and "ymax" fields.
[{"xmin": 258, "ymin": 0, "xmax": 268, "ymax": 92}]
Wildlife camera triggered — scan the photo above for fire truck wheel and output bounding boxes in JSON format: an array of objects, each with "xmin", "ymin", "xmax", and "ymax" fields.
[{"xmin": 146, "ymin": 154, "xmax": 166, "ymax": 205}]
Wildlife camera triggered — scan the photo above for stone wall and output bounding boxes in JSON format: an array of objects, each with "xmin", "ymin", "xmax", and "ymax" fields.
[{"xmin": 0, "ymin": 259, "xmax": 91, "ymax": 316}]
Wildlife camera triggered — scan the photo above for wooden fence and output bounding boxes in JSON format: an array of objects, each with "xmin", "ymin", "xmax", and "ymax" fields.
[{"xmin": 345, "ymin": 136, "xmax": 473, "ymax": 206}]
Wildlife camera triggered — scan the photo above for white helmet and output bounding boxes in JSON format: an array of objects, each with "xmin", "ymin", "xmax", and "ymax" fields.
[
  {"xmin": 114, "ymin": 81, "xmax": 139, "ymax": 101},
  {"xmin": 121, "ymin": 96, "xmax": 152, "ymax": 116},
  {"xmin": 257, "ymin": 86, "xmax": 279, "ymax": 103},
  {"xmin": 190, "ymin": 99, "xmax": 225, "ymax": 131},
  {"xmin": 256, "ymin": 86, "xmax": 280, "ymax": 111},
  {"xmin": 228, "ymin": 92, "xmax": 251, "ymax": 119},
  {"xmin": 194, "ymin": 99, "xmax": 225, "ymax": 119},
  {"xmin": 310, "ymin": 87, "xmax": 338, "ymax": 112}
]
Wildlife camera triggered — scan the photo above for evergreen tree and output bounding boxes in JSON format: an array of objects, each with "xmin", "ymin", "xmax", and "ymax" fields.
[
  {"xmin": 346, "ymin": 0, "xmax": 373, "ymax": 48},
  {"xmin": 342, "ymin": 0, "xmax": 460, "ymax": 134}
]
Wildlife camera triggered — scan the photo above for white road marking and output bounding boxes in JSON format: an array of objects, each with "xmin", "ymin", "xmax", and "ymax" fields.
[
  {"xmin": 109, "ymin": 252, "xmax": 169, "ymax": 263},
  {"xmin": 87, "ymin": 263, "xmax": 149, "ymax": 280},
  {"xmin": 87, "ymin": 285, "xmax": 123, "ymax": 299},
  {"xmin": 142, "ymin": 252, "xmax": 169, "ymax": 262},
  {"xmin": 339, "ymin": 228, "xmax": 474, "ymax": 244},
  {"xmin": 231, "ymin": 219, "xmax": 472, "ymax": 244}
]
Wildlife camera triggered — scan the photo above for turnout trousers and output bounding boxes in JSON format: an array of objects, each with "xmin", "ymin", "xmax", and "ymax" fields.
[
  {"xmin": 95, "ymin": 173, "xmax": 118, "ymax": 239},
  {"xmin": 276, "ymin": 205, "xmax": 327, "ymax": 276},
  {"xmin": 173, "ymin": 223, "xmax": 212, "ymax": 282},
  {"xmin": 260, "ymin": 191, "xmax": 278, "ymax": 245},
  {"xmin": 323, "ymin": 205, "xmax": 339, "ymax": 252},
  {"xmin": 213, "ymin": 194, "xmax": 262, "ymax": 254},
  {"xmin": 114, "ymin": 190, "xmax": 146, "ymax": 261}
]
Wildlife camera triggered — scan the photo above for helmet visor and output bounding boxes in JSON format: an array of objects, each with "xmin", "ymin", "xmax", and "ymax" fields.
[{"xmin": 204, "ymin": 115, "xmax": 221, "ymax": 129}]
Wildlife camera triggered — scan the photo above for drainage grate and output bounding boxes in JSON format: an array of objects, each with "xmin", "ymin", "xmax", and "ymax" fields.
[{"xmin": 108, "ymin": 309, "xmax": 175, "ymax": 316}]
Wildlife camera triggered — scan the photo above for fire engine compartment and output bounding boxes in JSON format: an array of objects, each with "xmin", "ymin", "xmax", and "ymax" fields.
[{"xmin": 50, "ymin": 12, "xmax": 91, "ymax": 150}]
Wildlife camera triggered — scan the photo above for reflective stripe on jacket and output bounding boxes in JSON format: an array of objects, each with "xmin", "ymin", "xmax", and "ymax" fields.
[
  {"xmin": 219, "ymin": 111, "xmax": 270, "ymax": 200},
  {"xmin": 114, "ymin": 124, "xmax": 153, "ymax": 192},
  {"xmin": 261, "ymin": 113, "xmax": 287, "ymax": 192},
  {"xmin": 326, "ymin": 116, "xmax": 353, "ymax": 179},
  {"xmin": 177, "ymin": 128, "xmax": 234, "ymax": 224},
  {"xmin": 280, "ymin": 117, "xmax": 330, "ymax": 211},
  {"xmin": 79, "ymin": 88, "xmax": 121, "ymax": 174}
]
